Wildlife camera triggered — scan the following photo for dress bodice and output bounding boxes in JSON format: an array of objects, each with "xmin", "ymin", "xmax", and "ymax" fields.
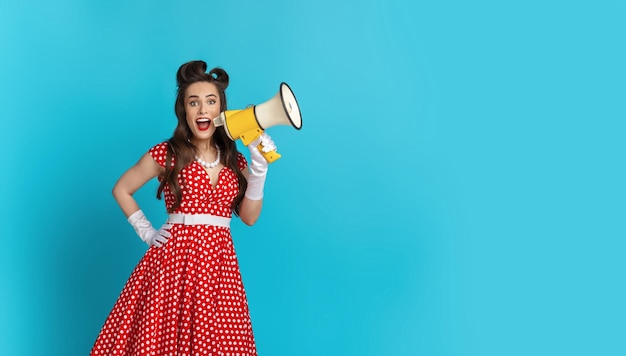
[{"xmin": 149, "ymin": 142, "xmax": 247, "ymax": 217}]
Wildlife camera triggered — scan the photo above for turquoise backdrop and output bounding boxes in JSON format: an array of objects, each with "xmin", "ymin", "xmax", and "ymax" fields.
[{"xmin": 1, "ymin": 0, "xmax": 624, "ymax": 355}]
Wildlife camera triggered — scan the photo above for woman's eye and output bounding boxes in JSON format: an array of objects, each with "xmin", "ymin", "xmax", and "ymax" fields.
[
  {"xmin": 189, "ymin": 101, "xmax": 198, "ymax": 106},
  {"xmin": 208, "ymin": 100, "xmax": 216, "ymax": 105}
]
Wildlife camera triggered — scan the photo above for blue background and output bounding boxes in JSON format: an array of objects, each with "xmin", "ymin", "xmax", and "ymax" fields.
[{"xmin": 1, "ymin": 0, "xmax": 624, "ymax": 355}]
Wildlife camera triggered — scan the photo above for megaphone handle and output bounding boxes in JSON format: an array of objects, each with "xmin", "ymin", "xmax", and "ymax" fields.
[{"xmin": 258, "ymin": 145, "xmax": 281, "ymax": 163}]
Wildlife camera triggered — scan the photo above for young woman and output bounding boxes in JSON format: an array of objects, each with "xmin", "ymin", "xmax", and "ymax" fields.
[{"xmin": 91, "ymin": 60, "xmax": 273, "ymax": 356}]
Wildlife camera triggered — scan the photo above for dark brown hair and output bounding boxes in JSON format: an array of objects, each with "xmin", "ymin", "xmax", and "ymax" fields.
[{"xmin": 157, "ymin": 60, "xmax": 247, "ymax": 215}]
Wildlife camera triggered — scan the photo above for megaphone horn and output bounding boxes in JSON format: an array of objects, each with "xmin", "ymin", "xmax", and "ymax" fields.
[{"xmin": 213, "ymin": 82, "xmax": 302, "ymax": 163}]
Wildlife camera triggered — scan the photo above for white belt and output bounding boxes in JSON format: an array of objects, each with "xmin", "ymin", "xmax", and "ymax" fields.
[{"xmin": 167, "ymin": 213, "xmax": 231, "ymax": 228}]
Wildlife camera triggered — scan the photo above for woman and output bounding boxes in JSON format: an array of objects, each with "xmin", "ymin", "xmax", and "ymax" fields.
[{"xmin": 91, "ymin": 60, "xmax": 272, "ymax": 355}]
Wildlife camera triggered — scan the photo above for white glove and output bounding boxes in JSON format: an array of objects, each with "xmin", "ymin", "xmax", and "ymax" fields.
[
  {"xmin": 245, "ymin": 132, "xmax": 276, "ymax": 200},
  {"xmin": 127, "ymin": 209, "xmax": 172, "ymax": 247}
]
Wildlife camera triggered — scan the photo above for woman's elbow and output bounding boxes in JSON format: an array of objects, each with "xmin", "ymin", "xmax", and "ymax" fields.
[
  {"xmin": 239, "ymin": 199, "xmax": 262, "ymax": 226},
  {"xmin": 112, "ymin": 182, "xmax": 132, "ymax": 204},
  {"xmin": 112, "ymin": 184, "xmax": 121, "ymax": 199},
  {"xmin": 240, "ymin": 215, "xmax": 258, "ymax": 226}
]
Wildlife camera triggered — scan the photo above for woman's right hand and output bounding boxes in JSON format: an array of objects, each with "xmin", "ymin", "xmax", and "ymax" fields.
[{"xmin": 127, "ymin": 210, "xmax": 172, "ymax": 247}]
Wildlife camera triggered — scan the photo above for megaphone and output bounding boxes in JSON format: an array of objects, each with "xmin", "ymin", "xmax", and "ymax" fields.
[{"xmin": 213, "ymin": 82, "xmax": 302, "ymax": 163}]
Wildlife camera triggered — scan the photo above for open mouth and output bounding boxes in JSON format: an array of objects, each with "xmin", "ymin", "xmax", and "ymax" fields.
[{"xmin": 196, "ymin": 118, "xmax": 211, "ymax": 131}]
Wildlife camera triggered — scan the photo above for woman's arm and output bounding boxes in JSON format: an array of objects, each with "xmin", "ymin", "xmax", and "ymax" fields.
[
  {"xmin": 112, "ymin": 152, "xmax": 164, "ymax": 217},
  {"xmin": 238, "ymin": 167, "xmax": 263, "ymax": 226},
  {"xmin": 113, "ymin": 152, "xmax": 171, "ymax": 247},
  {"xmin": 238, "ymin": 133, "xmax": 276, "ymax": 226}
]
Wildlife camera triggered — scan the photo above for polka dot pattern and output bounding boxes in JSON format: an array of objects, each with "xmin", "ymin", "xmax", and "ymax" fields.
[{"xmin": 91, "ymin": 142, "xmax": 256, "ymax": 356}]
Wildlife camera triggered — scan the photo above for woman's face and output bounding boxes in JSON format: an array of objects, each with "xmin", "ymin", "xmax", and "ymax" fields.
[{"xmin": 185, "ymin": 81, "xmax": 222, "ymax": 141}]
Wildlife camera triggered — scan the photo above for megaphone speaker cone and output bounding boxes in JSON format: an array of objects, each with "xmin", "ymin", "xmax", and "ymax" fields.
[
  {"xmin": 253, "ymin": 83, "xmax": 302, "ymax": 131},
  {"xmin": 279, "ymin": 82, "xmax": 302, "ymax": 130}
]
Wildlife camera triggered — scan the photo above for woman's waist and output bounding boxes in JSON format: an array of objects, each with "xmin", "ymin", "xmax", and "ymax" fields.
[{"xmin": 167, "ymin": 213, "xmax": 231, "ymax": 228}]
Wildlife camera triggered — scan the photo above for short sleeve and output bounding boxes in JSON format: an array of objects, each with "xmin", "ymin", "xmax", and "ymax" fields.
[
  {"xmin": 237, "ymin": 152, "xmax": 248, "ymax": 171},
  {"xmin": 148, "ymin": 142, "xmax": 174, "ymax": 168}
]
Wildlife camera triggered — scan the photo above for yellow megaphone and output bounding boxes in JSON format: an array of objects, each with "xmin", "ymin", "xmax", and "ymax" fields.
[{"xmin": 212, "ymin": 82, "xmax": 302, "ymax": 163}]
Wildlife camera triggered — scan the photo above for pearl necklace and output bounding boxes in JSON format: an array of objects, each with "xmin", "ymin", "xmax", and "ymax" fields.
[{"xmin": 195, "ymin": 146, "xmax": 221, "ymax": 169}]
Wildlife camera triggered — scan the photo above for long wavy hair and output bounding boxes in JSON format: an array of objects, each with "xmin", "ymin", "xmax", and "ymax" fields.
[{"xmin": 156, "ymin": 60, "xmax": 247, "ymax": 215}]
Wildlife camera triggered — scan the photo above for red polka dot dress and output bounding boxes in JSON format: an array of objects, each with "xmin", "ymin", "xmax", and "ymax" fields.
[{"xmin": 91, "ymin": 142, "xmax": 257, "ymax": 356}]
